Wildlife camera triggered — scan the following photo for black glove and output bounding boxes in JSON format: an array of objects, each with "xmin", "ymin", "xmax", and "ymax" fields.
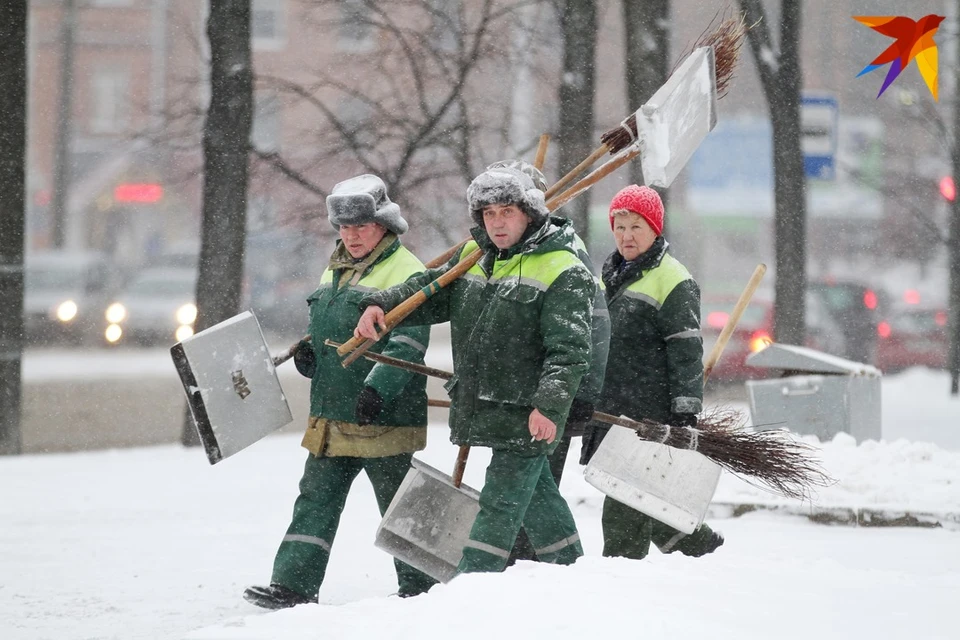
[
  {"xmin": 567, "ymin": 399, "xmax": 595, "ymax": 425},
  {"xmin": 668, "ymin": 413, "xmax": 698, "ymax": 428},
  {"xmin": 355, "ymin": 386, "xmax": 384, "ymax": 426},
  {"xmin": 293, "ymin": 340, "xmax": 316, "ymax": 379}
]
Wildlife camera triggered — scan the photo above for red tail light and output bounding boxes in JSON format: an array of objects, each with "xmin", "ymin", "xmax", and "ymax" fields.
[
  {"xmin": 706, "ymin": 311, "xmax": 729, "ymax": 329},
  {"xmin": 863, "ymin": 290, "xmax": 878, "ymax": 310},
  {"xmin": 903, "ymin": 289, "xmax": 921, "ymax": 305},
  {"xmin": 877, "ymin": 321, "xmax": 891, "ymax": 338},
  {"xmin": 935, "ymin": 311, "xmax": 948, "ymax": 327},
  {"xmin": 749, "ymin": 330, "xmax": 772, "ymax": 353}
]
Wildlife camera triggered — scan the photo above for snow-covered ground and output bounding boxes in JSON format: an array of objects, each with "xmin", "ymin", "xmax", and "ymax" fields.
[{"xmin": 3, "ymin": 356, "xmax": 959, "ymax": 639}]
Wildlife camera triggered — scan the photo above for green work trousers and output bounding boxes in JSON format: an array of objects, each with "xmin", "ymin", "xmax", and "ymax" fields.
[
  {"xmin": 602, "ymin": 495, "xmax": 718, "ymax": 559},
  {"xmin": 458, "ymin": 449, "xmax": 583, "ymax": 574},
  {"xmin": 272, "ymin": 453, "xmax": 437, "ymax": 598}
]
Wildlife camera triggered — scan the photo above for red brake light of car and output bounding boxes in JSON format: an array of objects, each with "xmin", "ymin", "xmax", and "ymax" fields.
[
  {"xmin": 903, "ymin": 289, "xmax": 921, "ymax": 305},
  {"xmin": 877, "ymin": 321, "xmax": 891, "ymax": 338},
  {"xmin": 863, "ymin": 289, "xmax": 878, "ymax": 310},
  {"xmin": 749, "ymin": 330, "xmax": 772, "ymax": 353},
  {"xmin": 706, "ymin": 311, "xmax": 729, "ymax": 329},
  {"xmin": 935, "ymin": 311, "xmax": 948, "ymax": 327}
]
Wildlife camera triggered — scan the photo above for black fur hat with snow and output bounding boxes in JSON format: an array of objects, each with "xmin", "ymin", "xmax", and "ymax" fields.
[
  {"xmin": 326, "ymin": 174, "xmax": 408, "ymax": 235},
  {"xmin": 466, "ymin": 166, "xmax": 549, "ymax": 228}
]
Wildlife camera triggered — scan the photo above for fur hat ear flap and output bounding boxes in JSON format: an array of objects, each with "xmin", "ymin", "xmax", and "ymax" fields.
[{"xmin": 326, "ymin": 174, "xmax": 409, "ymax": 235}]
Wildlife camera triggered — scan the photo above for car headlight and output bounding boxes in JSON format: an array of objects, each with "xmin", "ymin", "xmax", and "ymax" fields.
[
  {"xmin": 56, "ymin": 300, "xmax": 78, "ymax": 322},
  {"xmin": 175, "ymin": 325, "xmax": 194, "ymax": 342},
  {"xmin": 105, "ymin": 302, "xmax": 127, "ymax": 324},
  {"xmin": 105, "ymin": 324, "xmax": 123, "ymax": 343},
  {"xmin": 176, "ymin": 303, "xmax": 197, "ymax": 326}
]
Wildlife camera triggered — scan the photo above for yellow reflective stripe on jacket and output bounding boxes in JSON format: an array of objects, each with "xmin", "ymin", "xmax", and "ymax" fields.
[
  {"xmin": 318, "ymin": 245, "xmax": 424, "ymax": 290},
  {"xmin": 623, "ymin": 253, "xmax": 692, "ymax": 307},
  {"xmin": 459, "ymin": 240, "xmax": 582, "ymax": 288}
]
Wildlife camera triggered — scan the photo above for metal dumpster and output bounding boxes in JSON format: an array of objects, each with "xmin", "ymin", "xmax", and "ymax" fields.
[{"xmin": 745, "ymin": 343, "xmax": 882, "ymax": 443}]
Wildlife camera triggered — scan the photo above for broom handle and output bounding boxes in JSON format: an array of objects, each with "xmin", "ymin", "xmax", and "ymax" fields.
[
  {"xmin": 703, "ymin": 263, "xmax": 768, "ymax": 382},
  {"xmin": 336, "ymin": 247, "xmax": 484, "ymax": 363},
  {"xmin": 546, "ymin": 147, "xmax": 642, "ymax": 212},
  {"xmin": 426, "ymin": 399, "xmax": 655, "ymax": 445},
  {"xmin": 544, "ymin": 144, "xmax": 609, "ymax": 200}
]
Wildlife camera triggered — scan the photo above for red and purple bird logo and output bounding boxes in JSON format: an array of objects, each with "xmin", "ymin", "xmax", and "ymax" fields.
[{"xmin": 854, "ymin": 14, "xmax": 945, "ymax": 100}]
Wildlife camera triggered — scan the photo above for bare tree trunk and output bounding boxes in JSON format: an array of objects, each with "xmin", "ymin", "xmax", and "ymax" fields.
[
  {"xmin": 0, "ymin": 1, "xmax": 28, "ymax": 455},
  {"xmin": 950, "ymin": 0, "xmax": 960, "ymax": 395},
  {"xmin": 182, "ymin": 0, "xmax": 254, "ymax": 446},
  {"xmin": 51, "ymin": 0, "xmax": 76, "ymax": 250},
  {"xmin": 739, "ymin": 0, "xmax": 806, "ymax": 345},
  {"xmin": 622, "ymin": 0, "xmax": 670, "ymax": 232},
  {"xmin": 557, "ymin": 0, "xmax": 597, "ymax": 243}
]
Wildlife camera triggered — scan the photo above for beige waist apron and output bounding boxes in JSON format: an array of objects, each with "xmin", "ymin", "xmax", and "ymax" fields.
[{"xmin": 302, "ymin": 416, "xmax": 427, "ymax": 458}]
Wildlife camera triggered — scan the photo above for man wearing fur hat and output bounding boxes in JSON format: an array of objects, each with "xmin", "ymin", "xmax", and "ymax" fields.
[
  {"xmin": 581, "ymin": 184, "xmax": 724, "ymax": 560},
  {"xmin": 354, "ymin": 166, "xmax": 593, "ymax": 574},
  {"xmin": 244, "ymin": 175, "xmax": 436, "ymax": 609}
]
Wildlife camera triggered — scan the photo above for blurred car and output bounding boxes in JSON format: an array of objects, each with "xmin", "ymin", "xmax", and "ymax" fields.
[
  {"xmin": 24, "ymin": 251, "xmax": 118, "ymax": 346},
  {"xmin": 701, "ymin": 296, "xmax": 774, "ymax": 381},
  {"xmin": 103, "ymin": 267, "xmax": 197, "ymax": 346},
  {"xmin": 702, "ymin": 292, "xmax": 848, "ymax": 382},
  {"xmin": 807, "ymin": 279, "xmax": 883, "ymax": 364},
  {"xmin": 875, "ymin": 307, "xmax": 949, "ymax": 373}
]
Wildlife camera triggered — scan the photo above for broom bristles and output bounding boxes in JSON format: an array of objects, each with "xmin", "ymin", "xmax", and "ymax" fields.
[
  {"xmin": 600, "ymin": 11, "xmax": 748, "ymax": 154},
  {"xmin": 632, "ymin": 407, "xmax": 833, "ymax": 501}
]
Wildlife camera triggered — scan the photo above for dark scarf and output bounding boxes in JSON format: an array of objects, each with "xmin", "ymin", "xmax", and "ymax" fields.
[{"xmin": 601, "ymin": 236, "xmax": 668, "ymax": 300}]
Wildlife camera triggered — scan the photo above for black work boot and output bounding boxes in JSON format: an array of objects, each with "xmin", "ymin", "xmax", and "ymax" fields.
[
  {"xmin": 683, "ymin": 530, "xmax": 724, "ymax": 558},
  {"xmin": 243, "ymin": 583, "xmax": 314, "ymax": 610}
]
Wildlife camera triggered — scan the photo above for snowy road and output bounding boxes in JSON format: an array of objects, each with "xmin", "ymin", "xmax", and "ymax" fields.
[{"xmin": 2, "ymin": 425, "xmax": 959, "ymax": 640}]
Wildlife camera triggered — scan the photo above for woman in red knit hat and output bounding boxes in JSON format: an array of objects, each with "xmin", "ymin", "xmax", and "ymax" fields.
[{"xmin": 580, "ymin": 184, "xmax": 724, "ymax": 560}]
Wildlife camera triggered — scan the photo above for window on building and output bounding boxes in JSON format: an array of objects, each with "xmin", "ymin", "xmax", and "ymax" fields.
[
  {"xmin": 90, "ymin": 67, "xmax": 130, "ymax": 134},
  {"xmin": 252, "ymin": 0, "xmax": 286, "ymax": 50},
  {"xmin": 428, "ymin": 0, "xmax": 461, "ymax": 52},
  {"xmin": 251, "ymin": 91, "xmax": 282, "ymax": 152},
  {"xmin": 338, "ymin": 0, "xmax": 374, "ymax": 52}
]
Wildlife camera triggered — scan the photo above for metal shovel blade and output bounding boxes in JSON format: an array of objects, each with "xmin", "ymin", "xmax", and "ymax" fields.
[
  {"xmin": 375, "ymin": 457, "xmax": 481, "ymax": 583},
  {"xmin": 170, "ymin": 310, "xmax": 293, "ymax": 464},
  {"xmin": 635, "ymin": 46, "xmax": 718, "ymax": 188},
  {"xmin": 583, "ymin": 425, "xmax": 721, "ymax": 534}
]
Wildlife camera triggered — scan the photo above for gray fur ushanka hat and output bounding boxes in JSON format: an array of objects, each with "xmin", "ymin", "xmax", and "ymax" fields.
[
  {"xmin": 466, "ymin": 166, "xmax": 549, "ymax": 228},
  {"xmin": 326, "ymin": 174, "xmax": 408, "ymax": 235}
]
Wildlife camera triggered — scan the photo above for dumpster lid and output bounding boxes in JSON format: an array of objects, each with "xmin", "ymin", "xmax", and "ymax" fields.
[{"xmin": 744, "ymin": 343, "xmax": 881, "ymax": 376}]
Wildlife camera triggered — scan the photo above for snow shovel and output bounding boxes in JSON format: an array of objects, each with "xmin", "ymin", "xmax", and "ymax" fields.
[
  {"xmin": 582, "ymin": 264, "xmax": 767, "ymax": 535},
  {"xmin": 171, "ymin": 310, "xmax": 294, "ymax": 464}
]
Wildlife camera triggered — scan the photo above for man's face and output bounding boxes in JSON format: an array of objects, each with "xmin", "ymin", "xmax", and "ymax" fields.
[
  {"xmin": 339, "ymin": 222, "xmax": 387, "ymax": 259},
  {"xmin": 613, "ymin": 211, "xmax": 657, "ymax": 261},
  {"xmin": 482, "ymin": 203, "xmax": 530, "ymax": 250}
]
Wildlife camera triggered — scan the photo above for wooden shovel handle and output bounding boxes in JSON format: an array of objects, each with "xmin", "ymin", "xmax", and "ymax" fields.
[
  {"xmin": 534, "ymin": 134, "xmax": 550, "ymax": 170},
  {"xmin": 425, "ymin": 239, "xmax": 469, "ymax": 269},
  {"xmin": 703, "ymin": 263, "xmax": 767, "ymax": 382},
  {"xmin": 546, "ymin": 146, "xmax": 642, "ymax": 212},
  {"xmin": 544, "ymin": 144, "xmax": 609, "ymax": 200},
  {"xmin": 337, "ymin": 248, "xmax": 484, "ymax": 362},
  {"xmin": 452, "ymin": 445, "xmax": 470, "ymax": 488}
]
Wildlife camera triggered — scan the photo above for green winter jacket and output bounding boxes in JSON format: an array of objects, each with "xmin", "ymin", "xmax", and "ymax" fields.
[
  {"xmin": 569, "ymin": 226, "xmax": 610, "ymax": 413},
  {"xmin": 305, "ymin": 239, "xmax": 430, "ymax": 428},
  {"xmin": 582, "ymin": 237, "xmax": 703, "ymax": 462},
  {"xmin": 361, "ymin": 217, "xmax": 594, "ymax": 456}
]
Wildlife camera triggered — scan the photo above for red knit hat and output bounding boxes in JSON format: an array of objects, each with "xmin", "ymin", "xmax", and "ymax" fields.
[{"xmin": 608, "ymin": 185, "xmax": 664, "ymax": 235}]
